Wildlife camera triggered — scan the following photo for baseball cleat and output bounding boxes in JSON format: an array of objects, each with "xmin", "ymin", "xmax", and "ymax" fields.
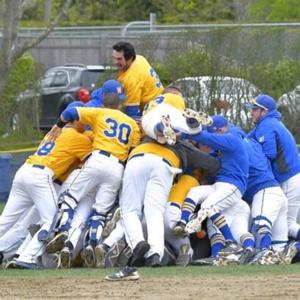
[
  {"xmin": 183, "ymin": 108, "xmax": 213, "ymax": 127},
  {"xmin": 45, "ymin": 232, "xmax": 68, "ymax": 254},
  {"xmin": 239, "ymin": 247, "xmax": 255, "ymax": 264},
  {"xmin": 105, "ymin": 240, "xmax": 126, "ymax": 268},
  {"xmin": 82, "ymin": 245, "xmax": 96, "ymax": 268},
  {"xmin": 192, "ymin": 256, "xmax": 222, "ymax": 266},
  {"xmin": 249, "ymin": 249, "xmax": 275, "ymax": 265},
  {"xmin": 95, "ymin": 243, "xmax": 109, "ymax": 268},
  {"xmin": 60, "ymin": 247, "xmax": 72, "ymax": 268},
  {"xmin": 144, "ymin": 253, "xmax": 161, "ymax": 268},
  {"xmin": 175, "ymin": 243, "xmax": 191, "ymax": 267},
  {"xmin": 185, "ymin": 208, "xmax": 208, "ymax": 234},
  {"xmin": 102, "ymin": 207, "xmax": 121, "ymax": 238},
  {"xmin": 161, "ymin": 114, "xmax": 176, "ymax": 145},
  {"xmin": 28, "ymin": 224, "xmax": 41, "ymax": 237},
  {"xmin": 173, "ymin": 221, "xmax": 188, "ymax": 238},
  {"xmin": 5, "ymin": 259, "xmax": 17, "ymax": 269},
  {"xmin": 14, "ymin": 260, "xmax": 41, "ymax": 270},
  {"xmin": 218, "ymin": 241, "xmax": 243, "ymax": 257},
  {"xmin": 105, "ymin": 266, "xmax": 139, "ymax": 281},
  {"xmin": 128, "ymin": 241, "xmax": 150, "ymax": 267},
  {"xmin": 117, "ymin": 244, "xmax": 133, "ymax": 268},
  {"xmin": 278, "ymin": 242, "xmax": 298, "ymax": 265},
  {"xmin": 220, "ymin": 253, "xmax": 240, "ymax": 265}
]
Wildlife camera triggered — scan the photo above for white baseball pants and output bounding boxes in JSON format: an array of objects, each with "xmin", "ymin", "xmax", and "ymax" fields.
[
  {"xmin": 120, "ymin": 153, "xmax": 181, "ymax": 259},
  {"xmin": 1, "ymin": 164, "xmax": 58, "ymax": 264},
  {"xmin": 164, "ymin": 202, "xmax": 193, "ymax": 256},
  {"xmin": 251, "ymin": 186, "xmax": 288, "ymax": 249},
  {"xmin": 207, "ymin": 199, "xmax": 251, "ymax": 244},
  {"xmin": 0, "ymin": 206, "xmax": 39, "ymax": 259},
  {"xmin": 280, "ymin": 172, "xmax": 300, "ymax": 239},
  {"xmin": 142, "ymin": 103, "xmax": 201, "ymax": 141},
  {"xmin": 187, "ymin": 182, "xmax": 242, "ymax": 217},
  {"xmin": 62, "ymin": 151, "xmax": 124, "ymax": 215}
]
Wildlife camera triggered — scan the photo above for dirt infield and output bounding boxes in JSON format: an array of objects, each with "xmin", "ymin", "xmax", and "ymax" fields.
[{"xmin": 1, "ymin": 275, "xmax": 300, "ymax": 299}]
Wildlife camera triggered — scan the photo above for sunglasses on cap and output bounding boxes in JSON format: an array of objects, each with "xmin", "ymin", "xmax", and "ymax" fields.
[{"xmin": 247, "ymin": 98, "xmax": 268, "ymax": 110}]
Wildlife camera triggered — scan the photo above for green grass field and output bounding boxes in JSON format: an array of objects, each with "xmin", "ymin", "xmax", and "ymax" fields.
[
  {"xmin": 0, "ymin": 200, "xmax": 300, "ymax": 299},
  {"xmin": 0, "ymin": 264, "xmax": 300, "ymax": 278}
]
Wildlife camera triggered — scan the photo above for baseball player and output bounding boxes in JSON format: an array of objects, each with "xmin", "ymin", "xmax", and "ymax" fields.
[
  {"xmin": 119, "ymin": 131, "xmax": 219, "ymax": 265},
  {"xmin": 179, "ymin": 115, "xmax": 249, "ymax": 255},
  {"xmin": 46, "ymin": 90, "xmax": 141, "ymax": 268},
  {"xmin": 112, "ymin": 41, "xmax": 164, "ymax": 118},
  {"xmin": 85, "ymin": 80, "xmax": 126, "ymax": 108},
  {"xmin": 242, "ymin": 137, "xmax": 289, "ymax": 265},
  {"xmin": 0, "ymin": 207, "xmax": 39, "ymax": 264},
  {"xmin": 164, "ymin": 174, "xmax": 201, "ymax": 266},
  {"xmin": 142, "ymin": 92, "xmax": 212, "ymax": 145},
  {"xmin": 246, "ymin": 95, "xmax": 300, "ymax": 241},
  {"xmin": 192, "ymin": 199, "xmax": 253, "ymax": 266},
  {"xmin": 0, "ymin": 118, "xmax": 92, "ymax": 269}
]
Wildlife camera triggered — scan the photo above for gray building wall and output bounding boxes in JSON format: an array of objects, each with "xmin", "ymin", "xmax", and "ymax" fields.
[{"xmin": 20, "ymin": 27, "xmax": 300, "ymax": 69}]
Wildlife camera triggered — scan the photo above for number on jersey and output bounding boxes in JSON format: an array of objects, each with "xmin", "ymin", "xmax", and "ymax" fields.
[
  {"xmin": 143, "ymin": 95, "xmax": 165, "ymax": 115},
  {"xmin": 150, "ymin": 68, "xmax": 162, "ymax": 88},
  {"xmin": 104, "ymin": 118, "xmax": 131, "ymax": 144},
  {"xmin": 37, "ymin": 141, "xmax": 55, "ymax": 156}
]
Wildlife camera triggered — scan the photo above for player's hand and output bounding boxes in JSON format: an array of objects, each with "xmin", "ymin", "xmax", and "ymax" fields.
[{"xmin": 46, "ymin": 125, "xmax": 62, "ymax": 141}]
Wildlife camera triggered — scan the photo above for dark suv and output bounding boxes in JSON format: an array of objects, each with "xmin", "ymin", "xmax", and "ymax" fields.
[{"xmin": 39, "ymin": 64, "xmax": 115, "ymax": 129}]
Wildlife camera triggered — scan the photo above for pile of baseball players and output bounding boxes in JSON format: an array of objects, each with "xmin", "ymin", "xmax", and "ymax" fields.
[{"xmin": 1, "ymin": 41, "xmax": 300, "ymax": 281}]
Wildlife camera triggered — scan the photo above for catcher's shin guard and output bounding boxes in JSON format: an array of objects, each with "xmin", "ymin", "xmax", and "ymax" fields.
[
  {"xmin": 88, "ymin": 210, "xmax": 106, "ymax": 247},
  {"xmin": 57, "ymin": 192, "xmax": 79, "ymax": 233}
]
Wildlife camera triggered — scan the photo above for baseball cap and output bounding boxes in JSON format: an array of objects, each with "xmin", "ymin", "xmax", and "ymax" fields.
[
  {"xmin": 207, "ymin": 115, "xmax": 228, "ymax": 133},
  {"xmin": 102, "ymin": 80, "xmax": 126, "ymax": 101},
  {"xmin": 246, "ymin": 94, "xmax": 276, "ymax": 111}
]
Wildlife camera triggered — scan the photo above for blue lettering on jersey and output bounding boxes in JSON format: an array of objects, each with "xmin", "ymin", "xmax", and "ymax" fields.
[
  {"xmin": 150, "ymin": 67, "xmax": 162, "ymax": 88},
  {"xmin": 37, "ymin": 141, "xmax": 55, "ymax": 156},
  {"xmin": 104, "ymin": 118, "xmax": 131, "ymax": 145},
  {"xmin": 153, "ymin": 95, "xmax": 165, "ymax": 104}
]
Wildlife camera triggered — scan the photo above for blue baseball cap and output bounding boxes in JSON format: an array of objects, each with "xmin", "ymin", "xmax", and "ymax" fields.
[
  {"xmin": 207, "ymin": 115, "xmax": 228, "ymax": 133},
  {"xmin": 102, "ymin": 80, "xmax": 126, "ymax": 101},
  {"xmin": 246, "ymin": 94, "xmax": 276, "ymax": 111}
]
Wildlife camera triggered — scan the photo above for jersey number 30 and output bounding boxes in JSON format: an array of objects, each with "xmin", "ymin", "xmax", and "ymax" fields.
[{"xmin": 104, "ymin": 118, "xmax": 131, "ymax": 144}]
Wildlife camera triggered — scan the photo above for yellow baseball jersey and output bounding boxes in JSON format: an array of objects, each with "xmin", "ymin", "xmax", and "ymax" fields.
[
  {"xmin": 143, "ymin": 93, "xmax": 186, "ymax": 116},
  {"xmin": 56, "ymin": 160, "xmax": 81, "ymax": 183},
  {"xmin": 129, "ymin": 142, "xmax": 180, "ymax": 168},
  {"xmin": 168, "ymin": 174, "xmax": 200, "ymax": 207},
  {"xmin": 77, "ymin": 107, "xmax": 141, "ymax": 161},
  {"xmin": 26, "ymin": 128, "xmax": 92, "ymax": 179},
  {"xmin": 55, "ymin": 129, "xmax": 94, "ymax": 182},
  {"xmin": 117, "ymin": 55, "xmax": 164, "ymax": 108}
]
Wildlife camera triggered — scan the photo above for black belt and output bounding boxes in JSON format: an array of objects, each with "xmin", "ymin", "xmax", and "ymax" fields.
[
  {"xmin": 32, "ymin": 164, "xmax": 45, "ymax": 169},
  {"xmin": 129, "ymin": 153, "xmax": 172, "ymax": 167},
  {"xmin": 99, "ymin": 150, "xmax": 125, "ymax": 166}
]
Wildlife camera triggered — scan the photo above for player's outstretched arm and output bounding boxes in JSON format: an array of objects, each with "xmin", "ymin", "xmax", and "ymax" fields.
[
  {"xmin": 47, "ymin": 106, "xmax": 80, "ymax": 141},
  {"xmin": 46, "ymin": 124, "xmax": 63, "ymax": 141}
]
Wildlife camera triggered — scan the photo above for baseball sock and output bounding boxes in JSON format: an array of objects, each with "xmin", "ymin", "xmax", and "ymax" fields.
[
  {"xmin": 240, "ymin": 233, "xmax": 255, "ymax": 249},
  {"xmin": 210, "ymin": 233, "xmax": 225, "ymax": 256},
  {"xmin": 210, "ymin": 213, "xmax": 235, "ymax": 242},
  {"xmin": 258, "ymin": 225, "xmax": 272, "ymax": 249},
  {"xmin": 181, "ymin": 198, "xmax": 197, "ymax": 224}
]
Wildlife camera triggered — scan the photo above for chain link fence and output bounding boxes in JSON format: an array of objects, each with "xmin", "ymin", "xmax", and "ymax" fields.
[{"xmin": 3, "ymin": 24, "xmax": 300, "ymax": 139}]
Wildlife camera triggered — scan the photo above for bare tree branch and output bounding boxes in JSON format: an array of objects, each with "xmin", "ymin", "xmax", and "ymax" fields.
[
  {"xmin": 1, "ymin": 0, "xmax": 22, "ymax": 72},
  {"xmin": 20, "ymin": 0, "xmax": 37, "ymax": 13},
  {"xmin": 13, "ymin": 0, "xmax": 73, "ymax": 61}
]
